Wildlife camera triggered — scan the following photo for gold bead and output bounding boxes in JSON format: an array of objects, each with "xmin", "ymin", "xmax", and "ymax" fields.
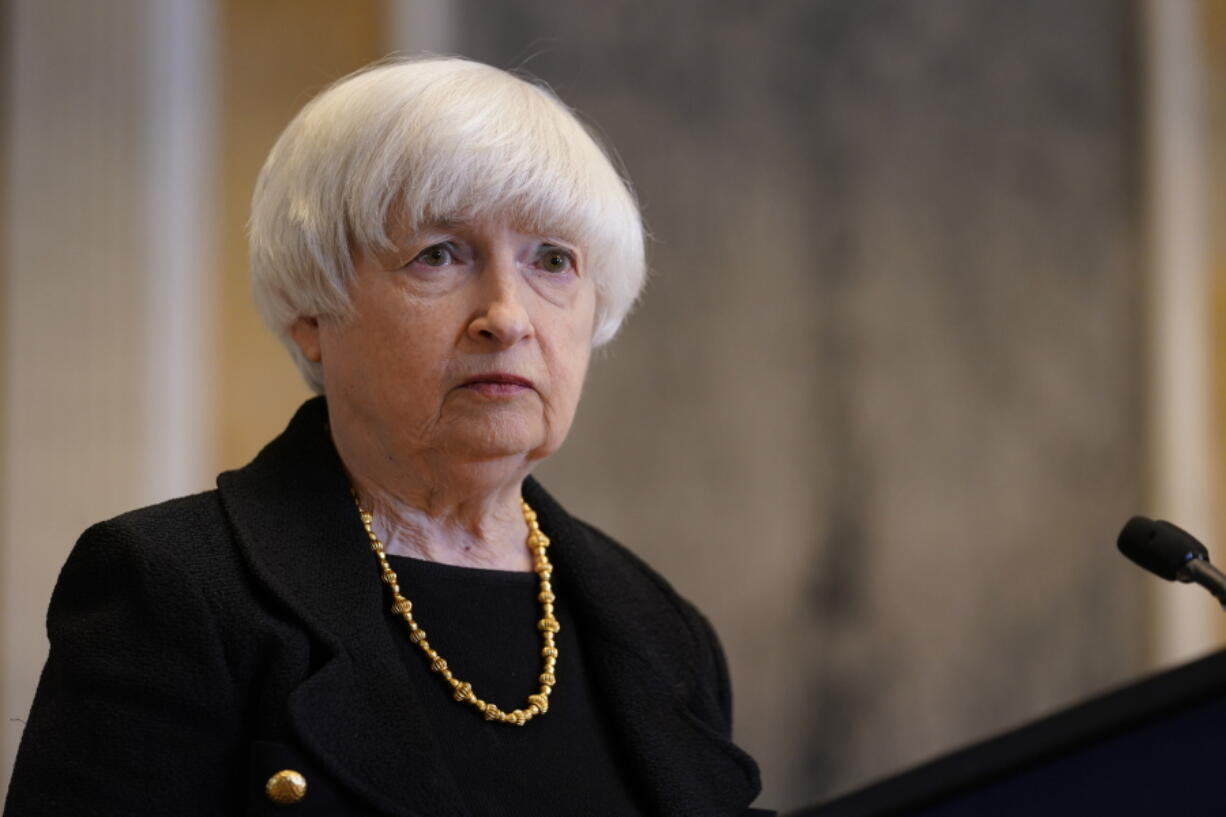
[
  {"xmin": 431, "ymin": 657, "xmax": 447, "ymax": 673},
  {"xmin": 410, "ymin": 630, "xmax": 427, "ymax": 643},
  {"xmin": 538, "ymin": 591, "xmax": 555, "ymax": 603},
  {"xmin": 542, "ymin": 646, "xmax": 558, "ymax": 658},
  {"xmin": 381, "ymin": 569, "xmax": 397, "ymax": 585},
  {"xmin": 539, "ymin": 672, "xmax": 556, "ymax": 686},
  {"xmin": 392, "ymin": 598, "xmax": 412, "ymax": 616},
  {"xmin": 265, "ymin": 769, "xmax": 308, "ymax": 805},
  {"xmin": 484, "ymin": 705, "xmax": 502, "ymax": 721},
  {"xmin": 528, "ymin": 693, "xmax": 549, "ymax": 714},
  {"xmin": 538, "ymin": 618, "xmax": 560, "ymax": 634},
  {"xmin": 454, "ymin": 682, "xmax": 473, "ymax": 701}
]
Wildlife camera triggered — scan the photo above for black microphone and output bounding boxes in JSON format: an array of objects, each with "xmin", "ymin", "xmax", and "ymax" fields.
[{"xmin": 1117, "ymin": 516, "xmax": 1226, "ymax": 609}]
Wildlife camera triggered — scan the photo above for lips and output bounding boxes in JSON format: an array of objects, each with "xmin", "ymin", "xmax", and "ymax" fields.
[
  {"xmin": 462, "ymin": 372, "xmax": 533, "ymax": 388},
  {"xmin": 459, "ymin": 372, "xmax": 535, "ymax": 396}
]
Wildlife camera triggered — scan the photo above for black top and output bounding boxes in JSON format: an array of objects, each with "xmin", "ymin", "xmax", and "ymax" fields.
[{"xmin": 382, "ymin": 554, "xmax": 648, "ymax": 816}]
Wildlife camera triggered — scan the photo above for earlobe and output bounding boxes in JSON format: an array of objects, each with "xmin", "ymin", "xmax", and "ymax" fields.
[{"xmin": 289, "ymin": 316, "xmax": 324, "ymax": 363}]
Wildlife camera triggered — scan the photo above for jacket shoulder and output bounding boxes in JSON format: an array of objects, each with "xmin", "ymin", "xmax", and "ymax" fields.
[
  {"xmin": 8, "ymin": 490, "xmax": 250, "ymax": 816},
  {"xmin": 63, "ymin": 490, "xmax": 241, "ymax": 584},
  {"xmin": 50, "ymin": 489, "xmax": 243, "ymax": 646},
  {"xmin": 95, "ymin": 489, "xmax": 230, "ymax": 548}
]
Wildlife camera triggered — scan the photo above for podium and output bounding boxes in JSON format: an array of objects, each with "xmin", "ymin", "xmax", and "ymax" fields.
[{"xmin": 791, "ymin": 648, "xmax": 1226, "ymax": 817}]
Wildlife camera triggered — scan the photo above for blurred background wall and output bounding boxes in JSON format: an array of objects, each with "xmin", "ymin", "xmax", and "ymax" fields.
[{"xmin": 4, "ymin": 0, "xmax": 1226, "ymax": 811}]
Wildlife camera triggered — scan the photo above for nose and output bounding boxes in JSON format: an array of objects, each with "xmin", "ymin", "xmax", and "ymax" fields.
[{"xmin": 466, "ymin": 261, "xmax": 533, "ymax": 348}]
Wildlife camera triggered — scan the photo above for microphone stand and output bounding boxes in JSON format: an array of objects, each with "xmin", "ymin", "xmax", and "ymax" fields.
[{"xmin": 1179, "ymin": 559, "xmax": 1226, "ymax": 610}]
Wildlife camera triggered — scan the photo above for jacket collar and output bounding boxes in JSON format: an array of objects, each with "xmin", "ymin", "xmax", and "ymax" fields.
[{"xmin": 217, "ymin": 397, "xmax": 759, "ymax": 816}]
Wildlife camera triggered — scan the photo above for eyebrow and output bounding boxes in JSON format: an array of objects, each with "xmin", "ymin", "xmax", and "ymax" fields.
[{"xmin": 407, "ymin": 216, "xmax": 581, "ymax": 250}]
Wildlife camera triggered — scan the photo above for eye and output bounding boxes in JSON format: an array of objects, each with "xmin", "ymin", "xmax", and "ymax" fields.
[
  {"xmin": 538, "ymin": 246, "xmax": 575, "ymax": 274},
  {"xmin": 414, "ymin": 244, "xmax": 454, "ymax": 267}
]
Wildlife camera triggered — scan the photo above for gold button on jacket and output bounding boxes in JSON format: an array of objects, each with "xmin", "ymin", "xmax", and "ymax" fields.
[{"xmin": 265, "ymin": 769, "xmax": 308, "ymax": 806}]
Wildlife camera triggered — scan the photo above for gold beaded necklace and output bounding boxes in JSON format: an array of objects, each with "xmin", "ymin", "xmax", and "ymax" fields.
[{"xmin": 355, "ymin": 495, "xmax": 558, "ymax": 726}]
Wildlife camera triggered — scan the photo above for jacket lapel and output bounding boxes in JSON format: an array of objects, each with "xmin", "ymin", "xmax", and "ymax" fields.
[
  {"xmin": 217, "ymin": 398, "xmax": 466, "ymax": 817},
  {"xmin": 524, "ymin": 479, "xmax": 763, "ymax": 816}
]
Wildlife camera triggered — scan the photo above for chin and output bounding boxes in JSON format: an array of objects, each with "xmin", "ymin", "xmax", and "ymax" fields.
[{"xmin": 450, "ymin": 422, "xmax": 551, "ymax": 462}]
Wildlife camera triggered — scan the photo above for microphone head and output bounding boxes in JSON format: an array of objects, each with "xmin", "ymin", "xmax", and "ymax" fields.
[{"xmin": 1117, "ymin": 515, "xmax": 1210, "ymax": 581}]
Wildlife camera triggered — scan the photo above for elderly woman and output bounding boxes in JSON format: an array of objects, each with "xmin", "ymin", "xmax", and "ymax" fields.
[{"xmin": 5, "ymin": 57, "xmax": 767, "ymax": 816}]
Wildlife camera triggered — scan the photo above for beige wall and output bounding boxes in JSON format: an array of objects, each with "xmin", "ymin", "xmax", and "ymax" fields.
[
  {"xmin": 215, "ymin": 0, "xmax": 384, "ymax": 471},
  {"xmin": 1204, "ymin": 5, "xmax": 1226, "ymax": 643}
]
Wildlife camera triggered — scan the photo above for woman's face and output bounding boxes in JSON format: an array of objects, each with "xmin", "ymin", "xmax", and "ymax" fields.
[{"xmin": 292, "ymin": 218, "xmax": 596, "ymax": 473}]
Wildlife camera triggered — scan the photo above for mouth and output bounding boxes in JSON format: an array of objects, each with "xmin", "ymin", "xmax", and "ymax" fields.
[{"xmin": 459, "ymin": 372, "xmax": 535, "ymax": 397}]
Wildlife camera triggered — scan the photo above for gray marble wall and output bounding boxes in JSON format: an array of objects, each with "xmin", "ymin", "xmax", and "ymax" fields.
[{"xmin": 461, "ymin": 1, "xmax": 1147, "ymax": 809}]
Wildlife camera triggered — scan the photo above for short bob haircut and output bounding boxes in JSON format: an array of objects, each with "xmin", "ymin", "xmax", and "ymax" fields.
[{"xmin": 250, "ymin": 56, "xmax": 647, "ymax": 393}]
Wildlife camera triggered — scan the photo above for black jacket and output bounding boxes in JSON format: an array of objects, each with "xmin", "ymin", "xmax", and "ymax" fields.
[{"xmin": 5, "ymin": 398, "xmax": 768, "ymax": 816}]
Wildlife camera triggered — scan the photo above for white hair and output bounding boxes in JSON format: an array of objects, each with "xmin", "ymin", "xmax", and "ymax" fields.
[{"xmin": 250, "ymin": 56, "xmax": 647, "ymax": 393}]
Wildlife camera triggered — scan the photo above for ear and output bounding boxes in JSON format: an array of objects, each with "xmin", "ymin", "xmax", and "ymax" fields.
[{"xmin": 288, "ymin": 316, "xmax": 323, "ymax": 363}]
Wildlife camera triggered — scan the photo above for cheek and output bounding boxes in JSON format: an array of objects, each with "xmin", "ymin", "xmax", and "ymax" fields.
[
  {"xmin": 318, "ymin": 311, "xmax": 438, "ymax": 408},
  {"xmin": 548, "ymin": 320, "xmax": 595, "ymax": 413},
  {"xmin": 343, "ymin": 289, "xmax": 452, "ymax": 367},
  {"xmin": 566, "ymin": 344, "xmax": 593, "ymax": 390},
  {"xmin": 568, "ymin": 292, "xmax": 597, "ymax": 378},
  {"xmin": 563, "ymin": 285, "xmax": 597, "ymax": 354}
]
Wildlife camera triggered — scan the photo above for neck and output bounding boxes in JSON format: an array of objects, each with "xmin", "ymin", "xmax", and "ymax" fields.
[{"xmin": 342, "ymin": 453, "xmax": 535, "ymax": 573}]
